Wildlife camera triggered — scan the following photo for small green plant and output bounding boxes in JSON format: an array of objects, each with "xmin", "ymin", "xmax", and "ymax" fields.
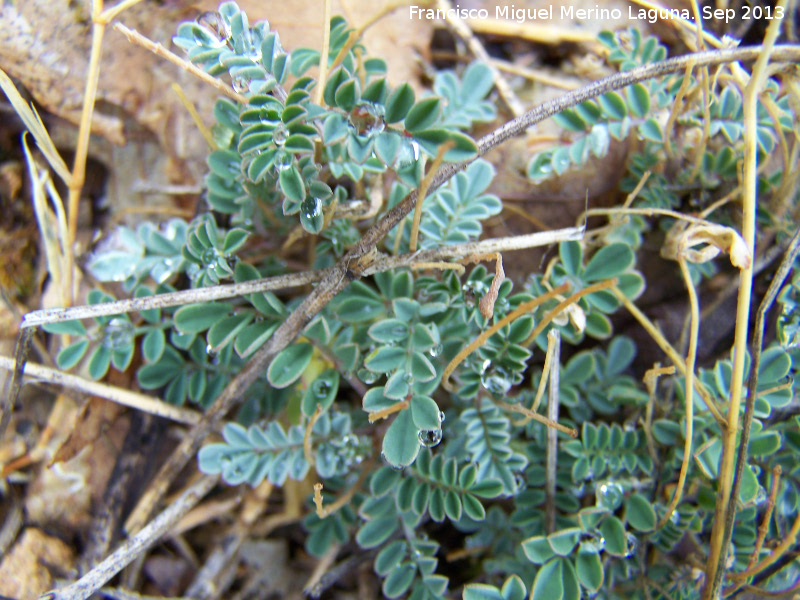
[{"xmin": 23, "ymin": 4, "xmax": 800, "ymax": 600}]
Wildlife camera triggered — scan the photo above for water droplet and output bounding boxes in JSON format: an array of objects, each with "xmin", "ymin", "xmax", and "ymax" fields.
[
  {"xmin": 624, "ymin": 532, "xmax": 638, "ymax": 558},
  {"xmin": 428, "ymin": 344, "xmax": 443, "ymax": 358},
  {"xmin": 231, "ymin": 72, "xmax": 251, "ymax": 94},
  {"xmin": 358, "ymin": 369, "xmax": 379, "ymax": 384},
  {"xmin": 312, "ymin": 379, "xmax": 331, "ymax": 399},
  {"xmin": 348, "ymin": 102, "xmax": 385, "ymax": 137},
  {"xmin": 513, "ymin": 473, "xmax": 527, "ymax": 492},
  {"xmin": 438, "ymin": 411, "xmax": 446, "ymax": 424},
  {"xmin": 754, "ymin": 486, "xmax": 768, "ymax": 506},
  {"xmin": 272, "ymin": 123, "xmax": 288, "ymax": 146},
  {"xmin": 195, "ymin": 11, "xmax": 231, "ymax": 48},
  {"xmin": 394, "ymin": 139, "xmax": 420, "ymax": 169},
  {"xmin": 205, "ymin": 344, "xmax": 216, "ymax": 356},
  {"xmin": 102, "ymin": 317, "xmax": 134, "ymax": 351},
  {"xmin": 201, "ymin": 247, "xmax": 218, "ymax": 265},
  {"xmin": 301, "ymin": 197, "xmax": 322, "ymax": 220},
  {"xmin": 579, "ymin": 531, "xmax": 605, "ymax": 554},
  {"xmin": 273, "ymin": 151, "xmax": 292, "ymax": 172},
  {"xmin": 417, "ymin": 428, "xmax": 442, "ymax": 448},
  {"xmin": 480, "ymin": 364, "xmax": 513, "ymax": 399},
  {"xmin": 595, "ymin": 480, "xmax": 624, "ymax": 511},
  {"xmin": 403, "ymin": 372, "xmax": 414, "ymax": 384},
  {"xmin": 670, "ymin": 510, "xmax": 681, "ymax": 525}
]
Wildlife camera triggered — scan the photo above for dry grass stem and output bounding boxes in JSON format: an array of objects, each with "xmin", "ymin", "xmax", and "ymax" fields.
[
  {"xmin": 703, "ymin": 6, "xmax": 788, "ymax": 595},
  {"xmin": 657, "ymin": 258, "xmax": 699, "ymax": 529},
  {"xmin": 442, "ymin": 283, "xmax": 570, "ymax": 392},
  {"xmin": 0, "ymin": 356, "xmax": 202, "ymax": 426}
]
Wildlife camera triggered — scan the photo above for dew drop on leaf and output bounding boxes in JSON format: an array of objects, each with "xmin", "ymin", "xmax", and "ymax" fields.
[
  {"xmin": 348, "ymin": 102, "xmax": 385, "ymax": 137},
  {"xmin": 480, "ymin": 364, "xmax": 513, "ymax": 399},
  {"xmin": 195, "ymin": 11, "xmax": 231, "ymax": 48},
  {"xmin": 272, "ymin": 123, "xmax": 289, "ymax": 146},
  {"xmin": 358, "ymin": 369, "xmax": 380, "ymax": 384},
  {"xmin": 312, "ymin": 379, "xmax": 331, "ymax": 399},
  {"xmin": 579, "ymin": 530, "xmax": 606, "ymax": 554},
  {"xmin": 103, "ymin": 318, "xmax": 134, "ymax": 351},
  {"xmin": 595, "ymin": 480, "xmax": 624, "ymax": 511},
  {"xmin": 232, "ymin": 72, "xmax": 251, "ymax": 94},
  {"xmin": 273, "ymin": 151, "xmax": 292, "ymax": 172},
  {"xmin": 394, "ymin": 139, "xmax": 420, "ymax": 169},
  {"xmin": 301, "ymin": 197, "xmax": 322, "ymax": 220},
  {"xmin": 417, "ymin": 428, "xmax": 442, "ymax": 448}
]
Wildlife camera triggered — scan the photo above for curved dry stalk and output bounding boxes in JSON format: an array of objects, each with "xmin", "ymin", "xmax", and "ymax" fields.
[
  {"xmin": 313, "ymin": 461, "xmax": 372, "ymax": 518},
  {"xmin": 522, "ymin": 278, "xmax": 618, "ymax": 347},
  {"xmin": 442, "ymin": 283, "xmax": 570, "ymax": 392},
  {"xmin": 410, "ymin": 141, "xmax": 453, "ymax": 252},
  {"xmin": 612, "ymin": 286, "xmax": 726, "ymax": 426},
  {"xmin": 657, "ymin": 258, "xmax": 699, "ymax": 529}
]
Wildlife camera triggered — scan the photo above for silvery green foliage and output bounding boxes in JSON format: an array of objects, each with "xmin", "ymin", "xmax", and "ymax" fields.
[
  {"xmin": 198, "ymin": 411, "xmax": 368, "ymax": 485},
  {"xmin": 86, "ymin": 219, "xmax": 188, "ymax": 289},
  {"xmin": 51, "ymin": 10, "xmax": 800, "ymax": 600}
]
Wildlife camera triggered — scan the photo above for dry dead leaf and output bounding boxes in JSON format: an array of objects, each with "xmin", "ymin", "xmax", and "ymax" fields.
[{"xmin": 662, "ymin": 221, "xmax": 752, "ymax": 269}]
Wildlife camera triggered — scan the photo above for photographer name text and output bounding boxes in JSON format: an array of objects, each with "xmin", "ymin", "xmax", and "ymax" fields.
[{"xmin": 409, "ymin": 4, "xmax": 785, "ymax": 24}]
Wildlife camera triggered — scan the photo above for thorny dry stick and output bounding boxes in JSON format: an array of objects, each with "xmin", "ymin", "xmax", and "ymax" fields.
[
  {"xmin": 43, "ymin": 475, "xmax": 218, "ymax": 600},
  {"xmin": 749, "ymin": 466, "xmax": 781, "ymax": 569},
  {"xmin": 119, "ymin": 42, "xmax": 800, "ymax": 536}
]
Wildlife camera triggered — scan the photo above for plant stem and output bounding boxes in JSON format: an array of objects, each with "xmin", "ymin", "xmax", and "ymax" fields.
[
  {"xmin": 545, "ymin": 329, "xmax": 560, "ymax": 534},
  {"xmin": 657, "ymin": 259, "xmax": 699, "ymax": 529},
  {"xmin": 703, "ymin": 8, "xmax": 788, "ymax": 596}
]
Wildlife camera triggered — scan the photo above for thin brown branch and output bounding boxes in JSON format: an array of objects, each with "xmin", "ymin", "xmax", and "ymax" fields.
[{"xmin": 113, "ymin": 23, "xmax": 247, "ymax": 104}]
